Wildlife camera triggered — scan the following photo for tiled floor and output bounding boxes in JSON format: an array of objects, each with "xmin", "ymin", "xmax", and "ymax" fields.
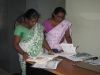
[{"xmin": 0, "ymin": 68, "xmax": 11, "ymax": 75}]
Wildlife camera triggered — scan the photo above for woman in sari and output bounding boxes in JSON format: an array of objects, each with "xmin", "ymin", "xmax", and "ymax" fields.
[
  {"xmin": 13, "ymin": 9, "xmax": 53, "ymax": 75},
  {"xmin": 42, "ymin": 7, "xmax": 72, "ymax": 53}
]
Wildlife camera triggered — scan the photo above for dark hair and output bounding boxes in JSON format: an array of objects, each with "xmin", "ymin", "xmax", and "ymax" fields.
[
  {"xmin": 23, "ymin": 9, "xmax": 39, "ymax": 20},
  {"xmin": 52, "ymin": 7, "xmax": 66, "ymax": 18}
]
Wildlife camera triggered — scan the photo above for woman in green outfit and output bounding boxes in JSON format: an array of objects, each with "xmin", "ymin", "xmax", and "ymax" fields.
[{"xmin": 13, "ymin": 9, "xmax": 53, "ymax": 75}]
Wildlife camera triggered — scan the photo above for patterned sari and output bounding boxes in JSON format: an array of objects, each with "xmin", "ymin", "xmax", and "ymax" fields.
[
  {"xmin": 18, "ymin": 23, "xmax": 44, "ymax": 75},
  {"xmin": 44, "ymin": 20, "xmax": 71, "ymax": 52}
]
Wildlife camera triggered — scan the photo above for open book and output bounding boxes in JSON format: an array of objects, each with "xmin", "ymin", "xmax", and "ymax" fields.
[{"xmin": 31, "ymin": 58, "xmax": 63, "ymax": 69}]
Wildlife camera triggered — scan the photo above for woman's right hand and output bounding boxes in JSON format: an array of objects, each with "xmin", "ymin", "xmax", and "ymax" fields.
[{"xmin": 22, "ymin": 52, "xmax": 29, "ymax": 59}]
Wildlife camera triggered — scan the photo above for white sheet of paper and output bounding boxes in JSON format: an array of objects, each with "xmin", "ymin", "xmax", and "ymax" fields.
[{"xmin": 60, "ymin": 43, "xmax": 76, "ymax": 54}]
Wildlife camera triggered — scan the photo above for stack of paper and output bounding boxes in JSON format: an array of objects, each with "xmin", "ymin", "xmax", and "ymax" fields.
[
  {"xmin": 26, "ymin": 53, "xmax": 59, "ymax": 64},
  {"xmin": 59, "ymin": 43, "xmax": 80, "ymax": 61},
  {"xmin": 38, "ymin": 53, "xmax": 59, "ymax": 60},
  {"xmin": 26, "ymin": 57, "xmax": 50, "ymax": 64},
  {"xmin": 59, "ymin": 43, "xmax": 93, "ymax": 61},
  {"xmin": 66, "ymin": 56, "xmax": 83, "ymax": 61},
  {"xmin": 27, "ymin": 53, "xmax": 62, "ymax": 69},
  {"xmin": 31, "ymin": 58, "xmax": 63, "ymax": 69},
  {"xmin": 66, "ymin": 53, "xmax": 93, "ymax": 62}
]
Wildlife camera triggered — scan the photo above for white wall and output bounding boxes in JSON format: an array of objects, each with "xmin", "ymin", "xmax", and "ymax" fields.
[{"xmin": 65, "ymin": 0, "xmax": 100, "ymax": 57}]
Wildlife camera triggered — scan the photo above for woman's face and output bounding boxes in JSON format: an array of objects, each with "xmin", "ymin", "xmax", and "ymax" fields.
[
  {"xmin": 53, "ymin": 12, "xmax": 65, "ymax": 23},
  {"xmin": 26, "ymin": 17, "xmax": 38, "ymax": 27}
]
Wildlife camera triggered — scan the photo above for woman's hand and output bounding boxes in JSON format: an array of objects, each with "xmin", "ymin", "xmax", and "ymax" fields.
[
  {"xmin": 48, "ymin": 49, "xmax": 54, "ymax": 55},
  {"xmin": 22, "ymin": 52, "xmax": 29, "ymax": 59}
]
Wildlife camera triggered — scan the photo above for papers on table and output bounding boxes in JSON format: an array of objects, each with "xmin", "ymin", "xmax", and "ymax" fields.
[
  {"xmin": 31, "ymin": 58, "xmax": 63, "ymax": 69},
  {"xmin": 60, "ymin": 43, "xmax": 93, "ymax": 62},
  {"xmin": 59, "ymin": 52, "xmax": 93, "ymax": 62},
  {"xmin": 68, "ymin": 53, "xmax": 93, "ymax": 61},
  {"xmin": 60, "ymin": 43, "xmax": 80, "ymax": 61},
  {"xmin": 26, "ymin": 53, "xmax": 59, "ymax": 64},
  {"xmin": 26, "ymin": 56, "xmax": 50, "ymax": 64},
  {"xmin": 59, "ymin": 52, "xmax": 75, "ymax": 57},
  {"xmin": 26, "ymin": 53, "xmax": 62, "ymax": 69},
  {"xmin": 59, "ymin": 52, "xmax": 84, "ymax": 61},
  {"xmin": 85, "ymin": 57, "xmax": 100, "ymax": 66},
  {"xmin": 27, "ymin": 43, "xmax": 94, "ymax": 65},
  {"xmin": 60, "ymin": 43, "xmax": 76, "ymax": 54},
  {"xmin": 38, "ymin": 53, "xmax": 59, "ymax": 60}
]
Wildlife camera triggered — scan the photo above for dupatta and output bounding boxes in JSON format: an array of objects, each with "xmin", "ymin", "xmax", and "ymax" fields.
[
  {"xmin": 19, "ymin": 23, "xmax": 44, "ymax": 57},
  {"xmin": 45, "ymin": 20, "xmax": 71, "ymax": 51},
  {"xmin": 18, "ymin": 23, "xmax": 44, "ymax": 75}
]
